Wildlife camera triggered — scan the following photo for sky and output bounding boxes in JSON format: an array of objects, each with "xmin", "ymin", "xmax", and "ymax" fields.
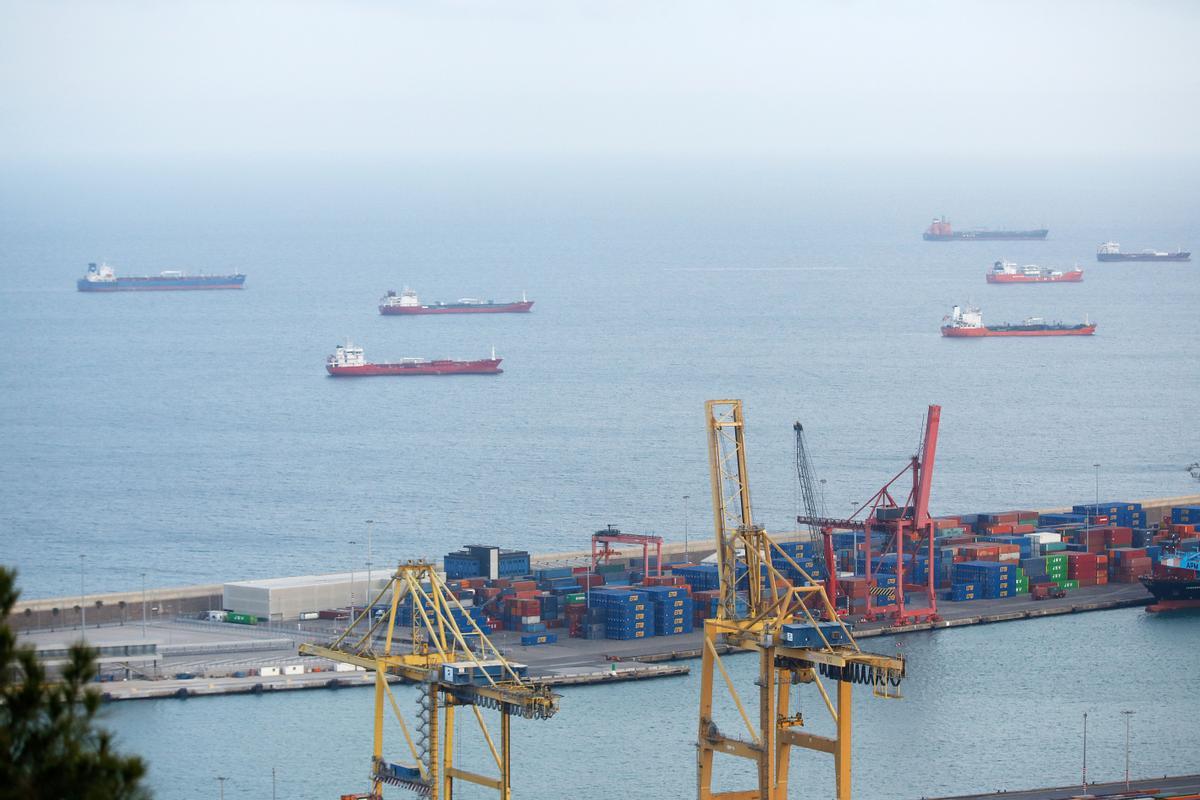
[{"xmin": 1, "ymin": 0, "xmax": 1198, "ymax": 162}]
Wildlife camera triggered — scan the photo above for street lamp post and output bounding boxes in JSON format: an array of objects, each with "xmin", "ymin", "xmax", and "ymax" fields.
[
  {"xmin": 1082, "ymin": 711, "xmax": 1088, "ymax": 793},
  {"xmin": 141, "ymin": 572, "xmax": 147, "ymax": 638},
  {"xmin": 217, "ymin": 776, "xmax": 226, "ymax": 800},
  {"xmin": 682, "ymin": 495, "xmax": 690, "ymax": 562},
  {"xmin": 1123, "ymin": 709, "xmax": 1134, "ymax": 790}
]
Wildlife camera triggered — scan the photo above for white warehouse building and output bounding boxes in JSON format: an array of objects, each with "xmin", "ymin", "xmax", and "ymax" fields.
[{"xmin": 223, "ymin": 572, "xmax": 393, "ymax": 621}]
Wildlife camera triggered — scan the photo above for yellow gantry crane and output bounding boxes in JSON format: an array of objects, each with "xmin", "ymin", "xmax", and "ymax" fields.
[
  {"xmin": 698, "ymin": 401, "xmax": 906, "ymax": 800},
  {"xmin": 300, "ymin": 562, "xmax": 558, "ymax": 800}
]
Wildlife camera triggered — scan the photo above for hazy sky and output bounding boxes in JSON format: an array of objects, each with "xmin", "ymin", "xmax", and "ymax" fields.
[{"xmin": 2, "ymin": 0, "xmax": 1198, "ymax": 161}]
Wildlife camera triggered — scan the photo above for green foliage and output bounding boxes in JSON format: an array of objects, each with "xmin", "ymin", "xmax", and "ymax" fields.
[{"xmin": 0, "ymin": 567, "xmax": 150, "ymax": 800}]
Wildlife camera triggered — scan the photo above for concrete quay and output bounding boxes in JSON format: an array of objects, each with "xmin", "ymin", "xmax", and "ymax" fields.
[{"xmin": 923, "ymin": 772, "xmax": 1200, "ymax": 799}]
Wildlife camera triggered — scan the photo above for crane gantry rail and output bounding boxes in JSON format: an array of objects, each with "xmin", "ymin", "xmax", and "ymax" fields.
[
  {"xmin": 300, "ymin": 561, "xmax": 559, "ymax": 800},
  {"xmin": 699, "ymin": 400, "xmax": 906, "ymax": 800}
]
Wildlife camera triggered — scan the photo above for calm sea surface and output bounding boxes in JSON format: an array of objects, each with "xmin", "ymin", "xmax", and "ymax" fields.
[{"xmin": 1, "ymin": 157, "xmax": 1198, "ymax": 798}]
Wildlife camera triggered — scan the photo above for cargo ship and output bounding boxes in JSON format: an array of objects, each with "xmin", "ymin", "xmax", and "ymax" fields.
[
  {"xmin": 77, "ymin": 261, "xmax": 245, "ymax": 291},
  {"xmin": 1096, "ymin": 242, "xmax": 1191, "ymax": 262},
  {"xmin": 1141, "ymin": 552, "xmax": 1200, "ymax": 612},
  {"xmin": 941, "ymin": 305, "xmax": 1096, "ymax": 337},
  {"xmin": 986, "ymin": 260, "xmax": 1083, "ymax": 283},
  {"xmin": 379, "ymin": 287, "xmax": 533, "ymax": 315},
  {"xmin": 924, "ymin": 217, "xmax": 1049, "ymax": 241},
  {"xmin": 325, "ymin": 342, "xmax": 502, "ymax": 376}
]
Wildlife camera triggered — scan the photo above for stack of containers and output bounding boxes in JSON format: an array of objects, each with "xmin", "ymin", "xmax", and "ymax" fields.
[
  {"xmin": 563, "ymin": 592, "xmax": 588, "ymax": 637},
  {"xmin": 1066, "ymin": 552, "xmax": 1107, "ymax": 586},
  {"xmin": 950, "ymin": 561, "xmax": 1020, "ymax": 599},
  {"xmin": 588, "ymin": 588, "xmax": 654, "ymax": 640},
  {"xmin": 673, "ymin": 564, "xmax": 720, "ymax": 591},
  {"xmin": 838, "ymin": 576, "xmax": 871, "ymax": 614},
  {"xmin": 1108, "ymin": 548, "xmax": 1152, "ymax": 583},
  {"xmin": 1042, "ymin": 553, "xmax": 1069, "ymax": 588},
  {"xmin": 644, "ymin": 585, "xmax": 694, "ymax": 635},
  {"xmin": 1074, "ymin": 502, "xmax": 1147, "ymax": 529}
]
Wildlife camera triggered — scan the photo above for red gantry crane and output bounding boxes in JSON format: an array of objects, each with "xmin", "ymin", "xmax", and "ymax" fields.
[
  {"xmin": 590, "ymin": 525, "xmax": 663, "ymax": 579},
  {"xmin": 796, "ymin": 404, "xmax": 943, "ymax": 626}
]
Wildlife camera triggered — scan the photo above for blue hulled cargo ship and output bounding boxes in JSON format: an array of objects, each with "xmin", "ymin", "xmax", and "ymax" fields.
[{"xmin": 77, "ymin": 261, "xmax": 246, "ymax": 291}]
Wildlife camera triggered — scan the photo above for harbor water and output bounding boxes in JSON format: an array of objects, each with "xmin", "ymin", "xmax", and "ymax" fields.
[
  {"xmin": 2, "ymin": 157, "xmax": 1198, "ymax": 599},
  {"xmin": 105, "ymin": 605, "xmax": 1198, "ymax": 799}
]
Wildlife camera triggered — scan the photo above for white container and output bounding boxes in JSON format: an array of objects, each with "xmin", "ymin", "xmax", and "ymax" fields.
[
  {"xmin": 283, "ymin": 664, "xmax": 304, "ymax": 676},
  {"xmin": 260, "ymin": 666, "xmax": 280, "ymax": 677},
  {"xmin": 334, "ymin": 662, "xmax": 357, "ymax": 672}
]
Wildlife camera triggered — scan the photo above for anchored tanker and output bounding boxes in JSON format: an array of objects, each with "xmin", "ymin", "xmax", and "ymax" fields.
[
  {"xmin": 77, "ymin": 261, "xmax": 246, "ymax": 291},
  {"xmin": 1097, "ymin": 242, "xmax": 1191, "ymax": 262},
  {"xmin": 325, "ymin": 342, "xmax": 503, "ymax": 376},
  {"xmin": 924, "ymin": 217, "xmax": 1048, "ymax": 241},
  {"xmin": 986, "ymin": 260, "xmax": 1083, "ymax": 284},
  {"xmin": 379, "ymin": 287, "xmax": 533, "ymax": 315},
  {"xmin": 941, "ymin": 305, "xmax": 1096, "ymax": 337}
]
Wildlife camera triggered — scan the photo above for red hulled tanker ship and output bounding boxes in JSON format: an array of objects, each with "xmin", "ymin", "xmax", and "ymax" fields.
[
  {"xmin": 941, "ymin": 305, "xmax": 1096, "ymax": 337},
  {"xmin": 986, "ymin": 260, "xmax": 1083, "ymax": 283},
  {"xmin": 379, "ymin": 287, "xmax": 533, "ymax": 315},
  {"xmin": 326, "ymin": 343, "xmax": 503, "ymax": 376}
]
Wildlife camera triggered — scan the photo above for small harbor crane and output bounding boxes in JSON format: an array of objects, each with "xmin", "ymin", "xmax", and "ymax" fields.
[
  {"xmin": 300, "ymin": 562, "xmax": 558, "ymax": 800},
  {"xmin": 698, "ymin": 400, "xmax": 906, "ymax": 800},
  {"xmin": 794, "ymin": 421, "xmax": 836, "ymax": 608}
]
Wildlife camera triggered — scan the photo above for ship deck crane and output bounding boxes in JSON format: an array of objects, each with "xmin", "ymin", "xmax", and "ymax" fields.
[
  {"xmin": 300, "ymin": 562, "xmax": 558, "ymax": 800},
  {"xmin": 698, "ymin": 400, "xmax": 906, "ymax": 800},
  {"xmin": 796, "ymin": 405, "xmax": 942, "ymax": 626}
]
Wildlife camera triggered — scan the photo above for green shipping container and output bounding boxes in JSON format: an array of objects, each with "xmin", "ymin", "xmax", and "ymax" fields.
[
  {"xmin": 565, "ymin": 592, "xmax": 585, "ymax": 604},
  {"xmin": 226, "ymin": 612, "xmax": 257, "ymax": 625}
]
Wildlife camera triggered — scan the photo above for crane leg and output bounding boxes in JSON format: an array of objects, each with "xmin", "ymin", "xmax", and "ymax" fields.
[
  {"xmin": 697, "ymin": 629, "xmax": 716, "ymax": 799},
  {"xmin": 501, "ymin": 709, "xmax": 511, "ymax": 800},
  {"xmin": 758, "ymin": 647, "xmax": 776, "ymax": 799},
  {"xmin": 835, "ymin": 677, "xmax": 852, "ymax": 800},
  {"xmin": 444, "ymin": 703, "xmax": 455, "ymax": 800},
  {"xmin": 428, "ymin": 686, "xmax": 441, "ymax": 800},
  {"xmin": 774, "ymin": 675, "xmax": 792, "ymax": 799}
]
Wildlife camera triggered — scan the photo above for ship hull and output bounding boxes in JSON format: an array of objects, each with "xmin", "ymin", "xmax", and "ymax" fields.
[
  {"xmin": 1140, "ymin": 575, "xmax": 1200, "ymax": 612},
  {"xmin": 925, "ymin": 230, "xmax": 1048, "ymax": 241},
  {"xmin": 986, "ymin": 270, "xmax": 1083, "ymax": 283},
  {"xmin": 78, "ymin": 275, "xmax": 246, "ymax": 292},
  {"xmin": 941, "ymin": 324, "xmax": 1096, "ymax": 337},
  {"xmin": 327, "ymin": 359, "xmax": 503, "ymax": 376},
  {"xmin": 1097, "ymin": 252, "xmax": 1190, "ymax": 262},
  {"xmin": 379, "ymin": 301, "xmax": 533, "ymax": 315}
]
